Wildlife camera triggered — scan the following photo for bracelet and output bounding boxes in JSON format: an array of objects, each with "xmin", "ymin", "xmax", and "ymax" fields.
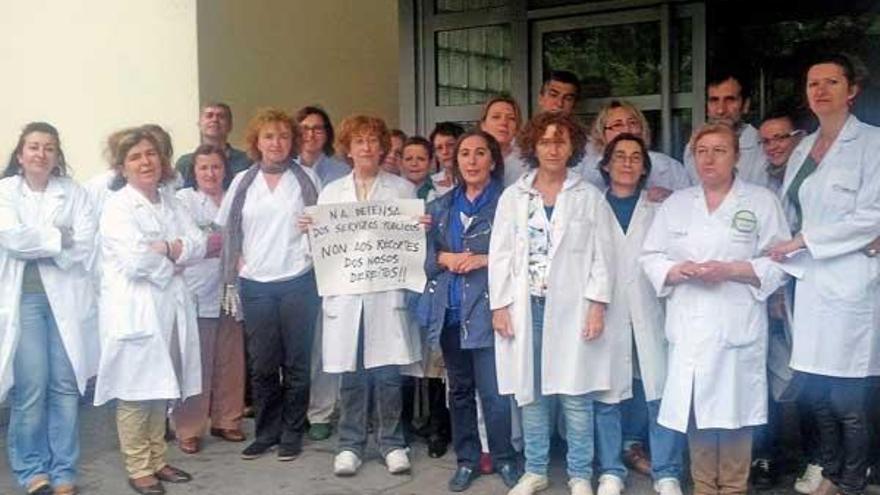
[{"xmin": 165, "ymin": 241, "xmax": 173, "ymax": 260}]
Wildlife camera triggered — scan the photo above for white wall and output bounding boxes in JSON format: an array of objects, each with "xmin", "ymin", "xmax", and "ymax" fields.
[{"xmin": 0, "ymin": 0, "xmax": 200, "ymax": 180}]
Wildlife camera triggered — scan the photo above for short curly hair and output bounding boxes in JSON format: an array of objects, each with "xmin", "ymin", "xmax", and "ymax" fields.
[
  {"xmin": 517, "ymin": 112, "xmax": 587, "ymax": 169},
  {"xmin": 243, "ymin": 107, "xmax": 298, "ymax": 162},
  {"xmin": 335, "ymin": 115, "xmax": 391, "ymax": 166}
]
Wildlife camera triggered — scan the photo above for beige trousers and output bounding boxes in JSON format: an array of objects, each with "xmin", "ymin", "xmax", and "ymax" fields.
[
  {"xmin": 172, "ymin": 316, "xmax": 245, "ymax": 438},
  {"xmin": 117, "ymin": 400, "xmax": 168, "ymax": 478},
  {"xmin": 687, "ymin": 420, "xmax": 753, "ymax": 495}
]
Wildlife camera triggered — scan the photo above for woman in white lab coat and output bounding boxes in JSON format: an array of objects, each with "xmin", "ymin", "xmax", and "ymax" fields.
[
  {"xmin": 0, "ymin": 122, "xmax": 97, "ymax": 495},
  {"xmin": 590, "ymin": 133, "xmax": 685, "ymax": 495},
  {"xmin": 95, "ymin": 126, "xmax": 205, "ymax": 494},
  {"xmin": 215, "ymin": 109, "xmax": 321, "ymax": 463},
  {"xmin": 172, "ymin": 145, "xmax": 246, "ymax": 454},
  {"xmin": 581, "ymin": 100, "xmax": 690, "ymax": 199},
  {"xmin": 768, "ymin": 54, "xmax": 880, "ymax": 495},
  {"xmin": 641, "ymin": 123, "xmax": 790, "ymax": 495},
  {"xmin": 311, "ymin": 115, "xmax": 422, "ymax": 477},
  {"xmin": 489, "ymin": 111, "xmax": 612, "ymax": 495}
]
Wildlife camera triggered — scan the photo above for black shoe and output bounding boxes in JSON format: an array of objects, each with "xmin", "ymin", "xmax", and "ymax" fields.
[
  {"xmin": 497, "ymin": 462, "xmax": 522, "ymax": 489},
  {"xmin": 240, "ymin": 440, "xmax": 276, "ymax": 460},
  {"xmin": 750, "ymin": 458, "xmax": 776, "ymax": 489},
  {"xmin": 448, "ymin": 465, "xmax": 480, "ymax": 492},
  {"xmin": 427, "ymin": 434, "xmax": 448, "ymax": 458},
  {"xmin": 277, "ymin": 443, "xmax": 302, "ymax": 462}
]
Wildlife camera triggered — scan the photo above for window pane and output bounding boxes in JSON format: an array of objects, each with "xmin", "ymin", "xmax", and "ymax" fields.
[
  {"xmin": 528, "ymin": 0, "xmax": 611, "ymax": 8},
  {"xmin": 542, "ymin": 21, "xmax": 662, "ymax": 98},
  {"xmin": 436, "ymin": 0, "xmax": 507, "ymax": 14},
  {"xmin": 670, "ymin": 108, "xmax": 693, "ymax": 161},
  {"xmin": 672, "ymin": 17, "xmax": 693, "ymax": 93},
  {"xmin": 436, "ymin": 25, "xmax": 512, "ymax": 106}
]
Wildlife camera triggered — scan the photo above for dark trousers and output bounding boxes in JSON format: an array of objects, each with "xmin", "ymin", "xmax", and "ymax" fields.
[
  {"xmin": 801, "ymin": 372, "xmax": 871, "ymax": 494},
  {"xmin": 401, "ymin": 377, "xmax": 450, "ymax": 441},
  {"xmin": 337, "ymin": 321, "xmax": 405, "ymax": 457},
  {"xmin": 239, "ymin": 272, "xmax": 319, "ymax": 448},
  {"xmin": 440, "ymin": 323, "xmax": 515, "ymax": 468}
]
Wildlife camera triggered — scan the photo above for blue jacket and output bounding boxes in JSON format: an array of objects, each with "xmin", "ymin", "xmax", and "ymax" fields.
[{"xmin": 416, "ymin": 184, "xmax": 500, "ymax": 349}]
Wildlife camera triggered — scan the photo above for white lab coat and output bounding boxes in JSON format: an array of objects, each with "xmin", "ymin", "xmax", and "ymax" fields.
[
  {"xmin": 582, "ymin": 151, "xmax": 690, "ymax": 193},
  {"xmin": 176, "ymin": 188, "xmax": 222, "ymax": 318},
  {"xmin": 640, "ymin": 179, "xmax": 790, "ymax": 432},
  {"xmin": 318, "ymin": 171, "xmax": 422, "ymax": 372},
  {"xmin": 685, "ymin": 124, "xmax": 768, "ymax": 188},
  {"xmin": 596, "ymin": 191, "xmax": 667, "ymax": 404},
  {"xmin": 0, "ymin": 176, "xmax": 98, "ymax": 402},
  {"xmin": 502, "ymin": 143, "xmax": 529, "ymax": 187},
  {"xmin": 781, "ymin": 115, "xmax": 880, "ymax": 378},
  {"xmin": 488, "ymin": 170, "xmax": 613, "ymax": 407},
  {"xmin": 93, "ymin": 185, "xmax": 206, "ymax": 405}
]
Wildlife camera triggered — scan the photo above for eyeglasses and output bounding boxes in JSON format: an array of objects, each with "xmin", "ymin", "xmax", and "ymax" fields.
[
  {"xmin": 759, "ymin": 130, "xmax": 804, "ymax": 147},
  {"xmin": 300, "ymin": 125, "xmax": 326, "ymax": 135},
  {"xmin": 604, "ymin": 119, "xmax": 642, "ymax": 133},
  {"xmin": 611, "ymin": 152, "xmax": 643, "ymax": 166}
]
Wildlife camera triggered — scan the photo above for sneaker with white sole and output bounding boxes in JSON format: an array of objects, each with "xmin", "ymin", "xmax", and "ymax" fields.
[
  {"xmin": 794, "ymin": 463, "xmax": 823, "ymax": 494},
  {"xmin": 508, "ymin": 472, "xmax": 550, "ymax": 495},
  {"xmin": 597, "ymin": 474, "xmax": 624, "ymax": 495},
  {"xmin": 333, "ymin": 451, "xmax": 362, "ymax": 476},
  {"xmin": 654, "ymin": 478, "xmax": 683, "ymax": 495},
  {"xmin": 569, "ymin": 477, "xmax": 594, "ymax": 495},
  {"xmin": 385, "ymin": 448, "xmax": 411, "ymax": 474}
]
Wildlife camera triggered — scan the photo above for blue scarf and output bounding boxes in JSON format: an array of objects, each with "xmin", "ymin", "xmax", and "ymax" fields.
[{"xmin": 446, "ymin": 180, "xmax": 499, "ymax": 325}]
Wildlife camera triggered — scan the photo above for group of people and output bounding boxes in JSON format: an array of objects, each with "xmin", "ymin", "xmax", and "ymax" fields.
[{"xmin": 1, "ymin": 51, "xmax": 878, "ymax": 495}]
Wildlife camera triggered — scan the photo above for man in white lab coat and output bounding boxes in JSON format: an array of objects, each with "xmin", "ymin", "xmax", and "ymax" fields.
[{"xmin": 684, "ymin": 70, "xmax": 768, "ymax": 188}]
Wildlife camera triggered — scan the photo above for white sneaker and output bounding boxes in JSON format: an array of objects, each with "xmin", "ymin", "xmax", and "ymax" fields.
[
  {"xmin": 654, "ymin": 478, "xmax": 683, "ymax": 495},
  {"xmin": 597, "ymin": 474, "xmax": 624, "ymax": 495},
  {"xmin": 508, "ymin": 472, "xmax": 550, "ymax": 495},
  {"xmin": 385, "ymin": 448, "xmax": 411, "ymax": 474},
  {"xmin": 569, "ymin": 477, "xmax": 594, "ymax": 495},
  {"xmin": 794, "ymin": 463, "xmax": 823, "ymax": 494},
  {"xmin": 333, "ymin": 451, "xmax": 362, "ymax": 476}
]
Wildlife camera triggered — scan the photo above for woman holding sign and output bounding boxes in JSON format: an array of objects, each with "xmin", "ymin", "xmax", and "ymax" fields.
[
  {"xmin": 640, "ymin": 123, "xmax": 791, "ymax": 495},
  {"xmin": 215, "ymin": 108, "xmax": 321, "ymax": 462},
  {"xmin": 419, "ymin": 129, "xmax": 520, "ymax": 492},
  {"xmin": 489, "ymin": 112, "xmax": 613, "ymax": 495},
  {"xmin": 312, "ymin": 115, "xmax": 423, "ymax": 477}
]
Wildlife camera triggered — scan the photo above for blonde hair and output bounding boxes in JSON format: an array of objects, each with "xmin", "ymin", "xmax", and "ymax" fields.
[
  {"xmin": 689, "ymin": 122, "xmax": 740, "ymax": 158},
  {"xmin": 589, "ymin": 100, "xmax": 652, "ymax": 152},
  {"xmin": 479, "ymin": 95, "xmax": 523, "ymax": 131}
]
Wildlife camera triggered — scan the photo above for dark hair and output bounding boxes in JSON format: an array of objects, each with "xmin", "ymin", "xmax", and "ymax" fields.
[
  {"xmin": 185, "ymin": 144, "xmax": 232, "ymax": 191},
  {"xmin": 541, "ymin": 69, "xmax": 582, "ymax": 98},
  {"xmin": 295, "ymin": 105, "xmax": 336, "ymax": 156},
  {"xmin": 202, "ymin": 101, "xmax": 234, "ymax": 127},
  {"xmin": 806, "ymin": 52, "xmax": 860, "ymax": 87},
  {"xmin": 402, "ymin": 136, "xmax": 433, "ymax": 160},
  {"xmin": 4, "ymin": 122, "xmax": 68, "ymax": 178},
  {"xmin": 598, "ymin": 133, "xmax": 653, "ymax": 189},
  {"xmin": 429, "ymin": 122, "xmax": 465, "ymax": 144},
  {"xmin": 451, "ymin": 130, "xmax": 505, "ymax": 186},
  {"xmin": 707, "ymin": 66, "xmax": 752, "ymax": 101},
  {"xmin": 517, "ymin": 112, "xmax": 587, "ymax": 169}
]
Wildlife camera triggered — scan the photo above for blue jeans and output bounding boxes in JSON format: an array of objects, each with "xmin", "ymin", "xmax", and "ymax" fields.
[
  {"xmin": 337, "ymin": 319, "xmax": 405, "ymax": 458},
  {"xmin": 596, "ymin": 395, "xmax": 685, "ymax": 482},
  {"xmin": 521, "ymin": 297, "xmax": 594, "ymax": 480},
  {"xmin": 440, "ymin": 322, "xmax": 515, "ymax": 468},
  {"xmin": 7, "ymin": 293, "xmax": 80, "ymax": 488}
]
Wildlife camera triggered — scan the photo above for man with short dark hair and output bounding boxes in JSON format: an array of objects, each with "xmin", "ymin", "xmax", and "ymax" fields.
[
  {"xmin": 176, "ymin": 102, "xmax": 251, "ymax": 187},
  {"xmin": 684, "ymin": 69, "xmax": 768, "ymax": 187},
  {"xmin": 537, "ymin": 70, "xmax": 581, "ymax": 115}
]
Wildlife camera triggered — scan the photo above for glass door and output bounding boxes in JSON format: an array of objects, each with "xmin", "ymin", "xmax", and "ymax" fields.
[{"xmin": 531, "ymin": 4, "xmax": 704, "ymax": 159}]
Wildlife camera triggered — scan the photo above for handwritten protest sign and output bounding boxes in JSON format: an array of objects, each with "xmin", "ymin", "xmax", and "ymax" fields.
[{"xmin": 307, "ymin": 200, "xmax": 426, "ymax": 296}]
